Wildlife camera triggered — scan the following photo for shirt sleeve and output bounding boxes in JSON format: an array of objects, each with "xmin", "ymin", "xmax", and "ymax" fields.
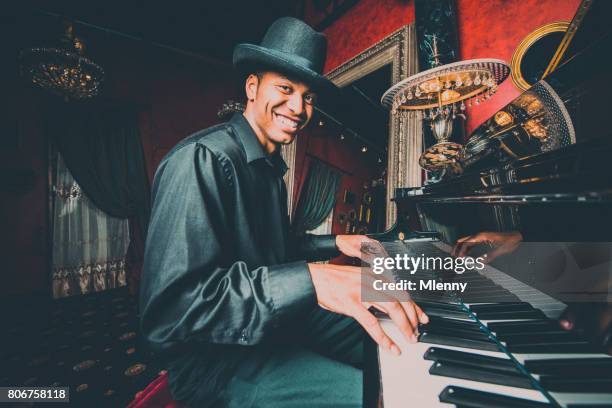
[
  {"xmin": 293, "ymin": 233, "xmax": 340, "ymax": 261},
  {"xmin": 139, "ymin": 143, "xmax": 316, "ymax": 354}
]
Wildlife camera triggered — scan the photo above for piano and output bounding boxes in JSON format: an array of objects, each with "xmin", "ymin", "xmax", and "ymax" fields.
[{"xmin": 366, "ymin": 1, "xmax": 612, "ymax": 407}]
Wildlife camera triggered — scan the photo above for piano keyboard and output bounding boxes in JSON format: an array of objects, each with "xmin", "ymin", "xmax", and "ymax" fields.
[{"xmin": 377, "ymin": 240, "xmax": 612, "ymax": 408}]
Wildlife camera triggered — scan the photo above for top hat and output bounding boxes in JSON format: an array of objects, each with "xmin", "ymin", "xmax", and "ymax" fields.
[{"xmin": 233, "ymin": 17, "xmax": 337, "ymax": 96}]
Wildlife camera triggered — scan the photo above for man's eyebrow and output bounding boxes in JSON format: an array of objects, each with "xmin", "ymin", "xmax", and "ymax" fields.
[{"xmin": 273, "ymin": 73, "xmax": 314, "ymax": 93}]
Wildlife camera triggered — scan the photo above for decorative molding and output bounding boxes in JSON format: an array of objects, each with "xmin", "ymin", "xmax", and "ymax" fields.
[{"xmin": 326, "ymin": 24, "xmax": 421, "ymax": 228}]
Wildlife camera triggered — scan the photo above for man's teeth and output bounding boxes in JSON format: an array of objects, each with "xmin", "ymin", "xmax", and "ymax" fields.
[{"xmin": 276, "ymin": 114, "xmax": 299, "ymax": 128}]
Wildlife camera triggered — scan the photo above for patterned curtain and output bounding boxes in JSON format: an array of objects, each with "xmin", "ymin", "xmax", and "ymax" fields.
[
  {"xmin": 51, "ymin": 153, "xmax": 130, "ymax": 298},
  {"xmin": 293, "ymin": 159, "xmax": 342, "ymax": 235}
]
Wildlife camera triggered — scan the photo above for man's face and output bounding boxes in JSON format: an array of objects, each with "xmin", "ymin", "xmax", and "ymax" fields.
[{"xmin": 246, "ymin": 71, "xmax": 316, "ymax": 146}]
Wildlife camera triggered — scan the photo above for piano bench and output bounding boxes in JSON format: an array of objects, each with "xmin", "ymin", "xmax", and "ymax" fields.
[{"xmin": 126, "ymin": 370, "xmax": 190, "ymax": 408}]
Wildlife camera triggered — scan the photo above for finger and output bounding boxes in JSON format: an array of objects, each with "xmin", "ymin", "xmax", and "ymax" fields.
[
  {"xmin": 452, "ymin": 235, "xmax": 475, "ymax": 256},
  {"xmin": 379, "ymin": 300, "xmax": 417, "ymax": 343},
  {"xmin": 413, "ymin": 302, "xmax": 429, "ymax": 324},
  {"xmin": 401, "ymin": 301, "xmax": 420, "ymax": 338},
  {"xmin": 457, "ymin": 240, "xmax": 480, "ymax": 257},
  {"xmin": 353, "ymin": 307, "xmax": 401, "ymax": 356},
  {"xmin": 559, "ymin": 309, "xmax": 576, "ymax": 331}
]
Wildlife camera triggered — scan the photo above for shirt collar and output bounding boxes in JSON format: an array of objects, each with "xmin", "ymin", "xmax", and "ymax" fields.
[{"xmin": 229, "ymin": 113, "xmax": 288, "ymax": 176}]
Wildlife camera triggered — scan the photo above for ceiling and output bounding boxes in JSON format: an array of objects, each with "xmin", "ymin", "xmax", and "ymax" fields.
[
  {"xmin": 17, "ymin": 0, "xmax": 304, "ymax": 63},
  {"xmin": 9, "ymin": 0, "xmax": 390, "ymax": 151}
]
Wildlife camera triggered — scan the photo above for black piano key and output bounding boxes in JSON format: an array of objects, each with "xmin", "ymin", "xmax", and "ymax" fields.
[
  {"xmin": 421, "ymin": 326, "xmax": 491, "ymax": 341},
  {"xmin": 423, "ymin": 347, "xmax": 518, "ymax": 373},
  {"xmin": 487, "ymin": 320, "xmax": 566, "ymax": 334},
  {"xmin": 469, "ymin": 302, "xmax": 535, "ymax": 313},
  {"xmin": 420, "ymin": 306, "xmax": 471, "ymax": 319},
  {"xmin": 438, "ymin": 386, "xmax": 553, "ymax": 408},
  {"xmin": 508, "ymin": 341, "xmax": 601, "ymax": 353},
  {"xmin": 424, "ymin": 316, "xmax": 482, "ymax": 332},
  {"xmin": 429, "ymin": 360, "xmax": 534, "ymax": 388},
  {"xmin": 539, "ymin": 376, "xmax": 612, "ymax": 393},
  {"xmin": 524, "ymin": 358, "xmax": 612, "ymax": 377},
  {"xmin": 473, "ymin": 309, "xmax": 546, "ymax": 320},
  {"xmin": 462, "ymin": 293, "xmax": 521, "ymax": 303},
  {"xmin": 496, "ymin": 327, "xmax": 582, "ymax": 338},
  {"xmin": 419, "ymin": 332, "xmax": 500, "ymax": 351},
  {"xmin": 416, "ymin": 300, "xmax": 464, "ymax": 310},
  {"xmin": 500, "ymin": 332, "xmax": 587, "ymax": 345}
]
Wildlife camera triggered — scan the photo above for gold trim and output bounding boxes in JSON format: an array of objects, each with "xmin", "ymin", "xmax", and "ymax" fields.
[
  {"xmin": 543, "ymin": 0, "xmax": 593, "ymax": 78},
  {"xmin": 510, "ymin": 21, "xmax": 570, "ymax": 91}
]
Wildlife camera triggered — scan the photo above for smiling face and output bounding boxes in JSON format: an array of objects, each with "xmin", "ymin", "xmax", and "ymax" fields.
[{"xmin": 243, "ymin": 71, "xmax": 317, "ymax": 154}]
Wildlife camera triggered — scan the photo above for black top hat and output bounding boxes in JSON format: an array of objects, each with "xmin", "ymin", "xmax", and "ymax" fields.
[{"xmin": 233, "ymin": 17, "xmax": 337, "ymax": 96}]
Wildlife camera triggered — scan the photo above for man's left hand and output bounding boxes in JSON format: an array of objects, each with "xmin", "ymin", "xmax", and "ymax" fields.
[{"xmin": 336, "ymin": 235, "xmax": 386, "ymax": 260}]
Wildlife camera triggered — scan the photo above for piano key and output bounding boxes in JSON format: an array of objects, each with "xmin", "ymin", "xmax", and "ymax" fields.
[
  {"xmin": 421, "ymin": 325, "xmax": 492, "ymax": 341},
  {"xmin": 539, "ymin": 377, "xmax": 612, "ymax": 393},
  {"xmin": 429, "ymin": 360, "xmax": 535, "ymax": 389},
  {"xmin": 499, "ymin": 332, "xmax": 588, "ymax": 345},
  {"xmin": 424, "ymin": 316, "xmax": 483, "ymax": 331},
  {"xmin": 472, "ymin": 309, "xmax": 547, "ymax": 320},
  {"xmin": 421, "ymin": 305, "xmax": 472, "ymax": 319},
  {"xmin": 524, "ymin": 358, "xmax": 612, "ymax": 376},
  {"xmin": 551, "ymin": 391, "xmax": 612, "ymax": 407},
  {"xmin": 488, "ymin": 319, "xmax": 567, "ymax": 333},
  {"xmin": 419, "ymin": 331, "xmax": 500, "ymax": 351},
  {"xmin": 496, "ymin": 327, "xmax": 584, "ymax": 338},
  {"xmin": 379, "ymin": 320, "xmax": 550, "ymax": 408},
  {"xmin": 417, "ymin": 300, "xmax": 465, "ymax": 310},
  {"xmin": 438, "ymin": 386, "xmax": 553, "ymax": 408},
  {"xmin": 507, "ymin": 341, "xmax": 601, "ymax": 354},
  {"xmin": 424, "ymin": 347, "xmax": 519, "ymax": 374},
  {"xmin": 469, "ymin": 303, "xmax": 536, "ymax": 313}
]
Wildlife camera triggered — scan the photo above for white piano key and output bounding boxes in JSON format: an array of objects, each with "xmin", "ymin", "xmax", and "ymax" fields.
[{"xmin": 551, "ymin": 391, "xmax": 612, "ymax": 407}]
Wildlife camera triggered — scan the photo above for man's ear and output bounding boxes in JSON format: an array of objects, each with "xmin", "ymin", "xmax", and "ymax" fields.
[{"xmin": 245, "ymin": 74, "xmax": 259, "ymax": 102}]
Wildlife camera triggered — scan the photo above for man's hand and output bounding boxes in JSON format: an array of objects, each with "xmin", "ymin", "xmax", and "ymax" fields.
[
  {"xmin": 336, "ymin": 235, "xmax": 385, "ymax": 260},
  {"xmin": 559, "ymin": 303, "xmax": 612, "ymax": 354},
  {"xmin": 308, "ymin": 263, "xmax": 428, "ymax": 356},
  {"xmin": 452, "ymin": 231, "xmax": 523, "ymax": 262}
]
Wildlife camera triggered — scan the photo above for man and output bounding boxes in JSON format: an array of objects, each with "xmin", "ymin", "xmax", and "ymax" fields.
[{"xmin": 140, "ymin": 17, "xmax": 427, "ymax": 407}]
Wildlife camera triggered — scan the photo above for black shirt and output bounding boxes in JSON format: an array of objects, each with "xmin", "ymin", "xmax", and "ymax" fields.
[{"xmin": 139, "ymin": 113, "xmax": 338, "ymax": 401}]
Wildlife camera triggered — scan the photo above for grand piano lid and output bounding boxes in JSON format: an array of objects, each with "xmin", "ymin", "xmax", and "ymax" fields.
[{"xmin": 462, "ymin": 79, "xmax": 576, "ymax": 168}]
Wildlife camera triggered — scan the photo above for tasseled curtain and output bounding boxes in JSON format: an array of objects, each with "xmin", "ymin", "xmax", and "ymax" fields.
[
  {"xmin": 51, "ymin": 153, "xmax": 130, "ymax": 298},
  {"xmin": 46, "ymin": 103, "xmax": 151, "ymax": 296}
]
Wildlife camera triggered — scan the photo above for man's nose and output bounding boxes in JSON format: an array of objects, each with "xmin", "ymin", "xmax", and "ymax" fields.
[{"xmin": 287, "ymin": 93, "xmax": 304, "ymax": 115}]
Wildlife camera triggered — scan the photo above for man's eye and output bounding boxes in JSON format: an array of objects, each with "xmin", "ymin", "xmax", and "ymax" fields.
[
  {"xmin": 305, "ymin": 94, "xmax": 317, "ymax": 105},
  {"xmin": 278, "ymin": 85, "xmax": 292, "ymax": 93}
]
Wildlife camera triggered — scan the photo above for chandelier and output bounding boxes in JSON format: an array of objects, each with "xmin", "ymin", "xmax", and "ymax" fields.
[
  {"xmin": 381, "ymin": 37, "xmax": 510, "ymax": 172},
  {"xmin": 19, "ymin": 23, "xmax": 104, "ymax": 100}
]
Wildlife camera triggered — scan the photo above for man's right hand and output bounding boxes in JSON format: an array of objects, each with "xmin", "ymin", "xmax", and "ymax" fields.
[{"xmin": 308, "ymin": 263, "xmax": 428, "ymax": 356}]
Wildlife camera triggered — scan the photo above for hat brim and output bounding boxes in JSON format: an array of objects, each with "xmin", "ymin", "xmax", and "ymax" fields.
[{"xmin": 233, "ymin": 43, "xmax": 338, "ymax": 100}]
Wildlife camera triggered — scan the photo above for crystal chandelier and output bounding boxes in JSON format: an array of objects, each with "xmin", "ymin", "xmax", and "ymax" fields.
[
  {"xmin": 381, "ymin": 37, "xmax": 510, "ymax": 172},
  {"xmin": 20, "ymin": 23, "xmax": 104, "ymax": 100}
]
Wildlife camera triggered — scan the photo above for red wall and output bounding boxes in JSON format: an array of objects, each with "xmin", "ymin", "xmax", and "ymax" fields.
[
  {"xmin": 1, "ymin": 33, "xmax": 239, "ymax": 297},
  {"xmin": 457, "ymin": 0, "xmax": 582, "ymax": 133},
  {"xmin": 322, "ymin": 0, "xmax": 415, "ymax": 72}
]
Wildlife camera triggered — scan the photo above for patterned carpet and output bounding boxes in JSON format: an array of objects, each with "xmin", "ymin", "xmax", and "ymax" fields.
[{"xmin": 0, "ymin": 287, "xmax": 162, "ymax": 407}]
